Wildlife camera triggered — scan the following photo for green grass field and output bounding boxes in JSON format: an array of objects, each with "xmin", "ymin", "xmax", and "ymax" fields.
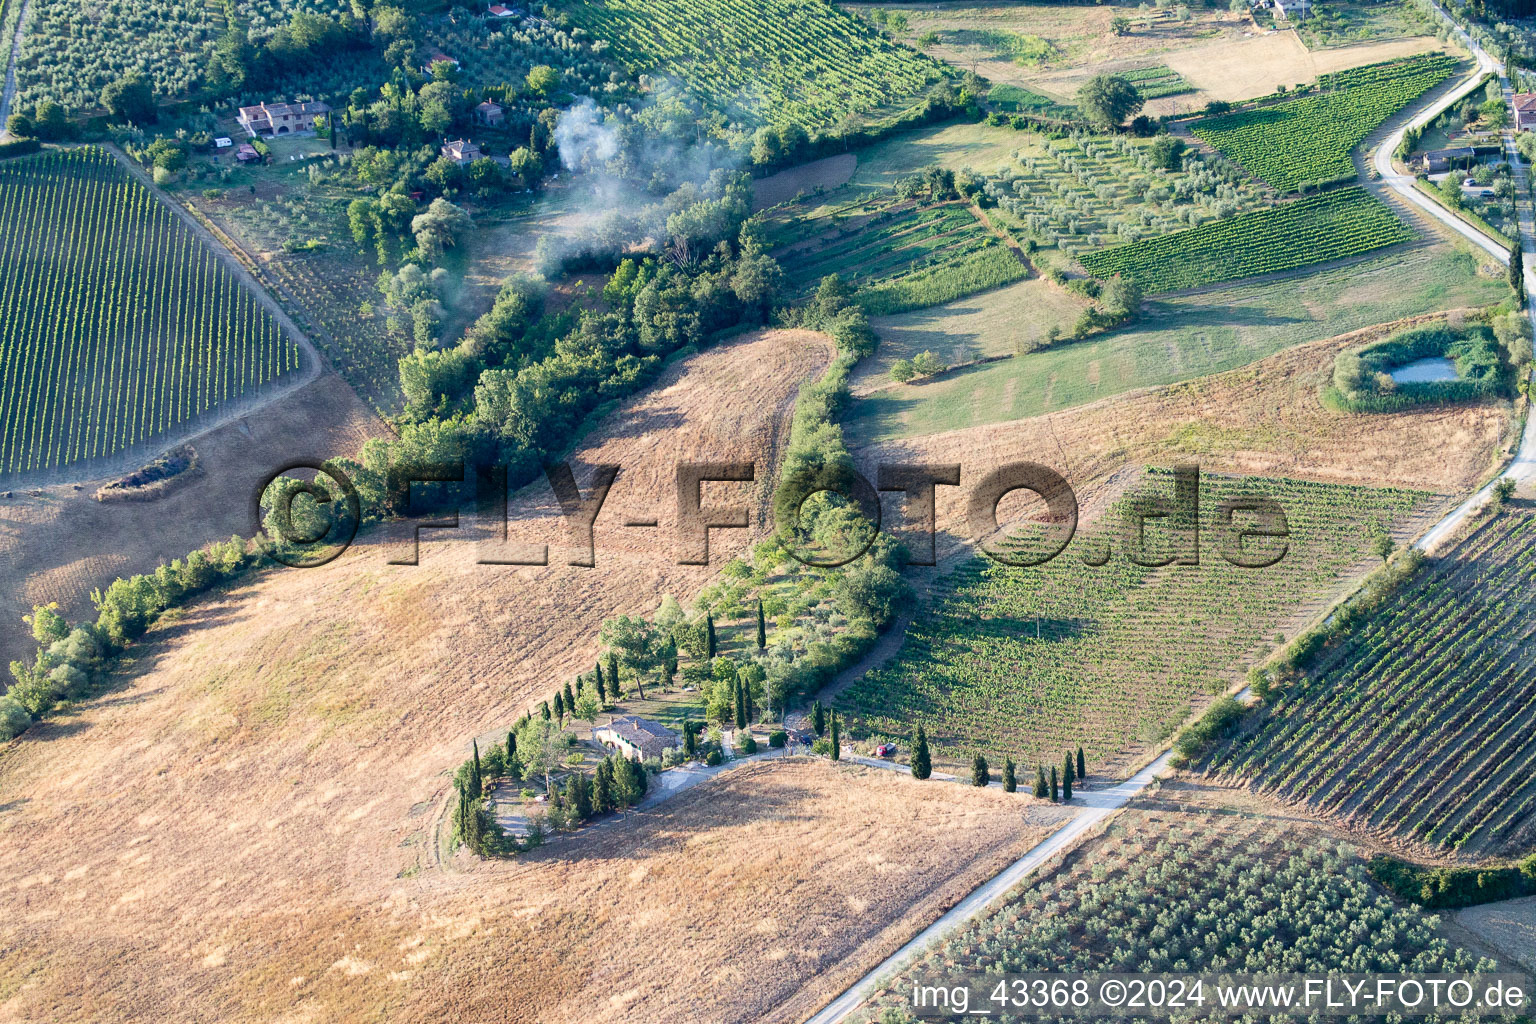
[
  {"xmin": 846, "ymin": 244, "xmax": 1503, "ymax": 442},
  {"xmin": 835, "ymin": 472, "xmax": 1437, "ymax": 771},
  {"xmin": 0, "ymin": 147, "xmax": 299, "ymax": 477},
  {"xmin": 560, "ymin": 0, "xmax": 947, "ymax": 129}
]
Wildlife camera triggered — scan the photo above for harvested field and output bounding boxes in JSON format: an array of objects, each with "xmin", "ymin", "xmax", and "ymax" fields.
[
  {"xmin": 0, "ymin": 372, "xmax": 385, "ymax": 670},
  {"xmin": 852, "ymin": 311, "xmax": 1512, "ymax": 568},
  {"xmin": 1456, "ymin": 896, "xmax": 1536, "ymax": 973},
  {"xmin": 1164, "ymin": 31, "xmax": 1446, "ymax": 103},
  {"xmin": 403, "ymin": 760, "xmax": 1071, "ymax": 1024},
  {"xmin": 0, "ymin": 329, "xmax": 843, "ymax": 1023}
]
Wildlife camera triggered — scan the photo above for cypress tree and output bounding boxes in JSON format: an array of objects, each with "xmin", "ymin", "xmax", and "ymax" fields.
[
  {"xmin": 553, "ymin": 690, "xmax": 565, "ymax": 720},
  {"xmin": 911, "ymin": 725, "xmax": 931, "ymax": 780},
  {"xmin": 563, "ymin": 681, "xmax": 576, "ymax": 715},
  {"xmin": 830, "ymin": 711, "xmax": 841, "ymax": 761},
  {"xmin": 744, "ymin": 680, "xmax": 755, "ymax": 723},
  {"xmin": 1003, "ymin": 757, "xmax": 1016, "ymax": 793},
  {"xmin": 1063, "ymin": 751, "xmax": 1075, "ymax": 788},
  {"xmin": 593, "ymin": 760, "xmax": 613, "ymax": 815},
  {"xmin": 1077, "ymin": 745, "xmax": 1086, "ymax": 781},
  {"xmin": 506, "ymin": 730, "xmax": 517, "ymax": 775},
  {"xmin": 756, "ymin": 599, "xmax": 766, "ymax": 649},
  {"xmin": 1034, "ymin": 764, "xmax": 1049, "ymax": 798},
  {"xmin": 812, "ymin": 700, "xmax": 825, "ymax": 736},
  {"xmin": 540, "ymin": 700, "xmax": 551, "ymax": 721},
  {"xmin": 705, "ymin": 614, "xmax": 717, "ymax": 659},
  {"xmin": 663, "ymin": 655, "xmax": 677, "ymax": 691},
  {"xmin": 471, "ymin": 740, "xmax": 483, "ymax": 798},
  {"xmin": 1062, "ymin": 765, "xmax": 1072, "ymax": 802},
  {"xmin": 1512, "ymin": 242, "xmax": 1526, "ymax": 306},
  {"xmin": 629, "ymin": 755, "xmax": 648, "ymax": 799},
  {"xmin": 607, "ymin": 653, "xmax": 620, "ymax": 698},
  {"xmin": 971, "ymin": 752, "xmax": 989, "ymax": 787},
  {"xmin": 565, "ymin": 773, "xmax": 590, "ymax": 820},
  {"xmin": 594, "ymin": 661, "xmax": 605, "ymax": 700},
  {"xmin": 683, "ymin": 719, "xmax": 697, "ymax": 758},
  {"xmin": 734, "ymin": 679, "xmax": 748, "ymax": 729},
  {"xmin": 1051, "ymin": 766, "xmax": 1059, "ymax": 802}
]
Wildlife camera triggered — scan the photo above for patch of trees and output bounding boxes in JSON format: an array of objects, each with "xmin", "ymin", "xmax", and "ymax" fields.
[
  {"xmin": 1328, "ymin": 322, "xmax": 1523, "ymax": 412},
  {"xmin": 1369, "ymin": 852, "xmax": 1536, "ymax": 909},
  {"xmin": 4, "ymin": 537, "xmax": 256, "ymax": 740}
]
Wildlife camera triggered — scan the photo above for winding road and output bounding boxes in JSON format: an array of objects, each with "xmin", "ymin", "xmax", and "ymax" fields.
[{"xmin": 801, "ymin": 18, "xmax": 1536, "ymax": 1023}]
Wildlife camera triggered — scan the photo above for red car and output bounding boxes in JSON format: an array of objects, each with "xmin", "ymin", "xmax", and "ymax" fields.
[{"xmin": 873, "ymin": 743, "xmax": 897, "ymax": 758}]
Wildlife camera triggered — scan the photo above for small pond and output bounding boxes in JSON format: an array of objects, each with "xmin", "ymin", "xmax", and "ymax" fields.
[{"xmin": 1389, "ymin": 357, "xmax": 1459, "ymax": 384}]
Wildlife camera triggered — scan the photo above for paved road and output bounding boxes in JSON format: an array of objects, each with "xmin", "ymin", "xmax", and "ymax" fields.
[
  {"xmin": 803, "ymin": 23, "xmax": 1536, "ymax": 1023},
  {"xmin": 804, "ymin": 752, "xmax": 1176, "ymax": 1024},
  {"xmin": 1374, "ymin": 0, "xmax": 1536, "ymax": 551}
]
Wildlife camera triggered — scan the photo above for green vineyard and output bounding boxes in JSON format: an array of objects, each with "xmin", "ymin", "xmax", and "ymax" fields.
[
  {"xmin": 835, "ymin": 473, "xmax": 1437, "ymax": 773},
  {"xmin": 1122, "ymin": 64, "xmax": 1194, "ymax": 99},
  {"xmin": 1192, "ymin": 54, "xmax": 1460, "ymax": 191},
  {"xmin": 1205, "ymin": 509, "xmax": 1536, "ymax": 858},
  {"xmin": 0, "ymin": 147, "xmax": 299, "ymax": 477},
  {"xmin": 561, "ymin": 0, "xmax": 947, "ymax": 129},
  {"xmin": 1078, "ymin": 187, "xmax": 1411, "ymax": 293}
]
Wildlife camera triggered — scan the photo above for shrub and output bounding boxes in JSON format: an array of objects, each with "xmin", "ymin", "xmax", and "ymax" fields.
[
  {"xmin": 705, "ymin": 749, "xmax": 723, "ymax": 766},
  {"xmin": 0, "ymin": 697, "xmax": 30, "ymax": 740},
  {"xmin": 1174, "ymin": 696, "xmax": 1246, "ymax": 758},
  {"xmin": 737, "ymin": 732, "xmax": 758, "ymax": 755},
  {"xmin": 769, "ymin": 729, "xmax": 787, "ymax": 748}
]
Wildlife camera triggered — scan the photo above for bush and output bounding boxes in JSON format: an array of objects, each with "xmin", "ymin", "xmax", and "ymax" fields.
[
  {"xmin": 737, "ymin": 732, "xmax": 758, "ymax": 755},
  {"xmin": 1326, "ymin": 324, "xmax": 1511, "ymax": 412},
  {"xmin": 1174, "ymin": 696, "xmax": 1246, "ymax": 758},
  {"xmin": 0, "ymin": 697, "xmax": 30, "ymax": 740},
  {"xmin": 705, "ymin": 749, "xmax": 723, "ymax": 766},
  {"xmin": 769, "ymin": 729, "xmax": 787, "ymax": 748},
  {"xmin": 1369, "ymin": 853, "xmax": 1536, "ymax": 909}
]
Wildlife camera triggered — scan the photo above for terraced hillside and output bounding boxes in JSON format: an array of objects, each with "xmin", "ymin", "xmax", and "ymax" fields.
[
  {"xmin": 0, "ymin": 147, "xmax": 300, "ymax": 478},
  {"xmin": 835, "ymin": 472, "xmax": 1441, "ymax": 773},
  {"xmin": 1204, "ymin": 507, "xmax": 1536, "ymax": 858}
]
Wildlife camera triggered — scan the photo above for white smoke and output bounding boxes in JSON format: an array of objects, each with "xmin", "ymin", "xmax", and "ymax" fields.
[{"xmin": 554, "ymin": 98, "xmax": 620, "ymax": 173}]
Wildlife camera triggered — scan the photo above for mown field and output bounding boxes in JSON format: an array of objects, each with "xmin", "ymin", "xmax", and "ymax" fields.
[
  {"xmin": 847, "ymin": 244, "xmax": 1504, "ymax": 441},
  {"xmin": 0, "ymin": 147, "xmax": 298, "ymax": 477},
  {"xmin": 561, "ymin": 0, "xmax": 947, "ymax": 129},
  {"xmin": 1205, "ymin": 508, "xmax": 1536, "ymax": 859},
  {"xmin": 861, "ymin": 784, "xmax": 1494, "ymax": 1023},
  {"xmin": 1078, "ymin": 187, "xmax": 1412, "ymax": 293},
  {"xmin": 835, "ymin": 472, "xmax": 1438, "ymax": 773},
  {"xmin": 1191, "ymin": 53, "xmax": 1461, "ymax": 191}
]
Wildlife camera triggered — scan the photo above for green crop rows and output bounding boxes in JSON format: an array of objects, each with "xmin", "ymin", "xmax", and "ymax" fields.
[
  {"xmin": 1078, "ymin": 187, "xmax": 1410, "ymax": 293},
  {"xmin": 777, "ymin": 197, "xmax": 996, "ymax": 294},
  {"xmin": 561, "ymin": 0, "xmax": 947, "ymax": 129},
  {"xmin": 835, "ymin": 472, "xmax": 1435, "ymax": 773},
  {"xmin": 1123, "ymin": 64, "xmax": 1193, "ymax": 99},
  {"xmin": 865, "ymin": 813, "xmax": 1486, "ymax": 1022},
  {"xmin": 1205, "ymin": 510, "xmax": 1536, "ymax": 859},
  {"xmin": 1192, "ymin": 53, "xmax": 1459, "ymax": 191},
  {"xmin": 0, "ymin": 148, "xmax": 298, "ymax": 477}
]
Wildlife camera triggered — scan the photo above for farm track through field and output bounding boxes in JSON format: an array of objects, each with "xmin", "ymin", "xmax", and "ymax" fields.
[
  {"xmin": 0, "ymin": 145, "xmax": 343, "ymax": 488},
  {"xmin": 800, "ymin": 22, "xmax": 1536, "ymax": 1016}
]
